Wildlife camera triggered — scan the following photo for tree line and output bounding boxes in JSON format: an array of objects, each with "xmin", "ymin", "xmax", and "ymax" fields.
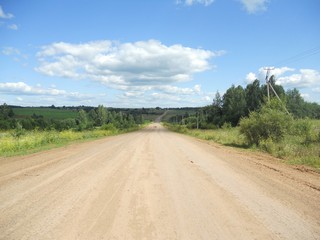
[
  {"xmin": 0, "ymin": 104, "xmax": 144, "ymax": 131},
  {"xmin": 167, "ymin": 77, "xmax": 320, "ymax": 129}
]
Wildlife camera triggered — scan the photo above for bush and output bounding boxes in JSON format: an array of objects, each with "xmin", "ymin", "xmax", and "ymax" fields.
[
  {"xmin": 291, "ymin": 119, "xmax": 313, "ymax": 144},
  {"xmin": 240, "ymin": 102, "xmax": 292, "ymax": 146},
  {"xmin": 259, "ymin": 138, "xmax": 276, "ymax": 155},
  {"xmin": 101, "ymin": 123, "xmax": 118, "ymax": 132}
]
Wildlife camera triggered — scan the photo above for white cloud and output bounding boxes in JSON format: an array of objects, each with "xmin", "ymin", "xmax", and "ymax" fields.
[
  {"xmin": 246, "ymin": 66, "xmax": 295, "ymax": 83},
  {"xmin": 151, "ymin": 92, "xmax": 182, "ymax": 101},
  {"xmin": 36, "ymin": 40, "xmax": 222, "ymax": 90},
  {"xmin": 0, "ymin": 82, "xmax": 65, "ymax": 95},
  {"xmin": 240, "ymin": 0, "xmax": 269, "ymax": 14},
  {"xmin": 156, "ymin": 85, "xmax": 201, "ymax": 95},
  {"xmin": 34, "ymin": 40, "xmax": 226, "ymax": 107},
  {"xmin": 0, "ymin": 82, "xmax": 93, "ymax": 102},
  {"xmin": 194, "ymin": 84, "xmax": 201, "ymax": 93},
  {"xmin": 203, "ymin": 96, "xmax": 211, "ymax": 102},
  {"xmin": 300, "ymin": 93, "xmax": 310, "ymax": 100},
  {"xmin": 313, "ymin": 88, "xmax": 320, "ymax": 93},
  {"xmin": 276, "ymin": 69, "xmax": 320, "ymax": 88},
  {"xmin": 7, "ymin": 23, "xmax": 18, "ymax": 30},
  {"xmin": 123, "ymin": 91, "xmax": 144, "ymax": 98},
  {"xmin": 0, "ymin": 5, "xmax": 14, "ymax": 19},
  {"xmin": 245, "ymin": 67, "xmax": 320, "ymax": 92},
  {"xmin": 178, "ymin": 0, "xmax": 215, "ymax": 6},
  {"xmin": 245, "ymin": 72, "xmax": 257, "ymax": 83}
]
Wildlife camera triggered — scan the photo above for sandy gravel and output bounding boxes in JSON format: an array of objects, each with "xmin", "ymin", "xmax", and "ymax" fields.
[{"xmin": 0, "ymin": 123, "xmax": 319, "ymax": 240}]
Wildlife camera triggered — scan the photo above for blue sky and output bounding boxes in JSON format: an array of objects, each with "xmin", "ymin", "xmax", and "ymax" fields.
[{"xmin": 0, "ymin": 0, "xmax": 319, "ymax": 107}]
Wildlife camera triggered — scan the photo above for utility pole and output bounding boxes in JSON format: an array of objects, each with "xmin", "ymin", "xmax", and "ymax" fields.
[
  {"xmin": 196, "ymin": 112, "xmax": 199, "ymax": 129},
  {"xmin": 264, "ymin": 67, "xmax": 275, "ymax": 102},
  {"xmin": 264, "ymin": 67, "xmax": 290, "ymax": 115}
]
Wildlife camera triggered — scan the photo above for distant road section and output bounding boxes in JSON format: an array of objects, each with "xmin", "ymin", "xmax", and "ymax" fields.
[
  {"xmin": 0, "ymin": 123, "xmax": 319, "ymax": 239},
  {"xmin": 154, "ymin": 110, "xmax": 168, "ymax": 122}
]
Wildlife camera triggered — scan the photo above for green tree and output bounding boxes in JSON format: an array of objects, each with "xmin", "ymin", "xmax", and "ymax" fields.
[
  {"xmin": 222, "ymin": 85, "xmax": 247, "ymax": 126},
  {"xmin": 0, "ymin": 103, "xmax": 14, "ymax": 120},
  {"xmin": 286, "ymin": 88, "xmax": 305, "ymax": 118},
  {"xmin": 77, "ymin": 109, "xmax": 88, "ymax": 130},
  {"xmin": 0, "ymin": 103, "xmax": 15, "ymax": 130},
  {"xmin": 245, "ymin": 79, "xmax": 262, "ymax": 113},
  {"xmin": 88, "ymin": 109, "xmax": 98, "ymax": 124},
  {"xmin": 96, "ymin": 105, "xmax": 107, "ymax": 126}
]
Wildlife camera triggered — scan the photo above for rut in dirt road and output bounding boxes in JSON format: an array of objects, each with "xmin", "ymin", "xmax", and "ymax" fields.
[{"xmin": 0, "ymin": 123, "xmax": 320, "ymax": 240}]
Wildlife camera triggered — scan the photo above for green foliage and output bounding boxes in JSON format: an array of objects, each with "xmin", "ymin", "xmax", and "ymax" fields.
[
  {"xmin": 0, "ymin": 103, "xmax": 16, "ymax": 130},
  {"xmin": 77, "ymin": 109, "xmax": 89, "ymax": 130},
  {"xmin": 13, "ymin": 107, "xmax": 78, "ymax": 120},
  {"xmin": 165, "ymin": 120, "xmax": 320, "ymax": 169},
  {"xmin": 239, "ymin": 100, "xmax": 292, "ymax": 146},
  {"xmin": 222, "ymin": 85, "xmax": 247, "ymax": 126},
  {"xmin": 291, "ymin": 119, "xmax": 313, "ymax": 144},
  {"xmin": 163, "ymin": 123, "xmax": 188, "ymax": 133},
  {"xmin": 245, "ymin": 79, "xmax": 262, "ymax": 113},
  {"xmin": 96, "ymin": 105, "xmax": 107, "ymax": 126},
  {"xmin": 0, "ymin": 103, "xmax": 14, "ymax": 119},
  {"xmin": 0, "ymin": 124, "xmax": 142, "ymax": 157},
  {"xmin": 286, "ymin": 88, "xmax": 305, "ymax": 118},
  {"xmin": 165, "ymin": 77, "xmax": 320, "ymax": 131},
  {"xmin": 12, "ymin": 122, "xmax": 26, "ymax": 139},
  {"xmin": 221, "ymin": 122, "xmax": 232, "ymax": 130}
]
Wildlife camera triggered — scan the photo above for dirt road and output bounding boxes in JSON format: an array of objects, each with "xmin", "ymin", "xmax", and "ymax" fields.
[{"xmin": 1, "ymin": 123, "xmax": 320, "ymax": 240}]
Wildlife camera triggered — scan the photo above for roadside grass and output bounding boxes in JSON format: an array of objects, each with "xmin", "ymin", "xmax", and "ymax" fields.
[
  {"xmin": 163, "ymin": 121, "xmax": 320, "ymax": 170},
  {"xmin": 0, "ymin": 125, "xmax": 142, "ymax": 157}
]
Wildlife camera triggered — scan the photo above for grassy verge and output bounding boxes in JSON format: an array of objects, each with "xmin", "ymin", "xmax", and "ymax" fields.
[
  {"xmin": 163, "ymin": 122, "xmax": 320, "ymax": 170},
  {"xmin": 0, "ymin": 125, "xmax": 142, "ymax": 157}
]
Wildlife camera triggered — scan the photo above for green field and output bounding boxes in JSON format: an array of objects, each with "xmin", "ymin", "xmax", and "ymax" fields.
[{"xmin": 13, "ymin": 108, "xmax": 79, "ymax": 120}]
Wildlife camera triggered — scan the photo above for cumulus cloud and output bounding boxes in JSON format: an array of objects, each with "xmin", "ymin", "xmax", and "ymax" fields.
[
  {"xmin": 157, "ymin": 84, "xmax": 201, "ymax": 95},
  {"xmin": 245, "ymin": 67, "xmax": 320, "ymax": 91},
  {"xmin": 245, "ymin": 66, "xmax": 295, "ymax": 83},
  {"xmin": 0, "ymin": 5, "xmax": 14, "ymax": 19},
  {"xmin": 240, "ymin": 0, "xmax": 269, "ymax": 14},
  {"xmin": 0, "ymin": 82, "xmax": 93, "ymax": 101},
  {"xmin": 245, "ymin": 72, "xmax": 257, "ymax": 83},
  {"xmin": 276, "ymin": 69, "xmax": 320, "ymax": 88},
  {"xmin": 177, "ymin": 0, "xmax": 215, "ymax": 6},
  {"xmin": 0, "ymin": 82, "xmax": 66, "ymax": 95},
  {"xmin": 121, "ymin": 84, "xmax": 202, "ymax": 104},
  {"xmin": 36, "ymin": 40, "xmax": 222, "ymax": 90}
]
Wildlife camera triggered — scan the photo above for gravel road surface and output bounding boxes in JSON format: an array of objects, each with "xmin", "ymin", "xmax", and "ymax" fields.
[{"xmin": 1, "ymin": 123, "xmax": 319, "ymax": 239}]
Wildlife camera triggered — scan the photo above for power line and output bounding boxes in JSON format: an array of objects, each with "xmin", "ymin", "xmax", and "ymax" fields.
[{"xmin": 273, "ymin": 45, "xmax": 320, "ymax": 66}]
